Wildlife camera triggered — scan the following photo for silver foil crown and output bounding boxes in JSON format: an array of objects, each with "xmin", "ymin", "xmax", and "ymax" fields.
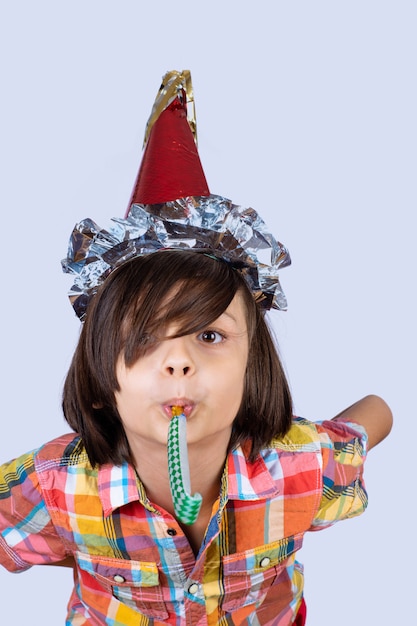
[{"xmin": 62, "ymin": 194, "xmax": 291, "ymax": 320}]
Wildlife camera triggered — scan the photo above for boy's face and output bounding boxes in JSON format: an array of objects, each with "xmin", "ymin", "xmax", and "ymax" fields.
[{"xmin": 115, "ymin": 290, "xmax": 249, "ymax": 459}]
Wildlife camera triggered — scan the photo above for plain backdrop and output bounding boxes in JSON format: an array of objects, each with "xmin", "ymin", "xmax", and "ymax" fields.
[{"xmin": 0, "ymin": 2, "xmax": 414, "ymax": 624}]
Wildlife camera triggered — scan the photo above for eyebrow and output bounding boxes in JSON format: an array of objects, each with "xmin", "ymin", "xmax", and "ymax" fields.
[
  {"xmin": 221, "ymin": 311, "xmax": 237, "ymax": 323},
  {"xmin": 217, "ymin": 307, "xmax": 244, "ymax": 326}
]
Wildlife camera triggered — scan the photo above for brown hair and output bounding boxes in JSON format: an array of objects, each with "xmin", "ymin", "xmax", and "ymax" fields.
[{"xmin": 62, "ymin": 250, "xmax": 292, "ymax": 465}]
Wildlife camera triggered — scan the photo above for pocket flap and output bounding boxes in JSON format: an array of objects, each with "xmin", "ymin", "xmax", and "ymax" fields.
[
  {"xmin": 222, "ymin": 532, "xmax": 304, "ymax": 575},
  {"xmin": 76, "ymin": 551, "xmax": 160, "ymax": 587}
]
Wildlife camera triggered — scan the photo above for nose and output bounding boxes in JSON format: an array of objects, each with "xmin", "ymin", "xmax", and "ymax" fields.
[{"xmin": 162, "ymin": 337, "xmax": 195, "ymax": 377}]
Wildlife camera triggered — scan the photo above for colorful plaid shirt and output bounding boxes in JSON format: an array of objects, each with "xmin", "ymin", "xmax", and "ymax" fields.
[{"xmin": 0, "ymin": 417, "xmax": 367, "ymax": 625}]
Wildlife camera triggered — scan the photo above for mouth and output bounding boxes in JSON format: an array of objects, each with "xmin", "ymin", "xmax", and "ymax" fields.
[{"xmin": 163, "ymin": 400, "xmax": 195, "ymax": 419}]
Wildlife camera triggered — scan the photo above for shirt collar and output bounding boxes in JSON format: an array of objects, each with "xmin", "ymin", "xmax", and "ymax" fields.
[
  {"xmin": 224, "ymin": 444, "xmax": 280, "ymax": 501},
  {"xmin": 98, "ymin": 443, "xmax": 279, "ymax": 516},
  {"xmin": 98, "ymin": 462, "xmax": 147, "ymax": 517}
]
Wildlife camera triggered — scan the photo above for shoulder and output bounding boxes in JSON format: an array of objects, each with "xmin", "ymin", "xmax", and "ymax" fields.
[
  {"xmin": 268, "ymin": 417, "xmax": 367, "ymax": 454},
  {"xmin": 0, "ymin": 433, "xmax": 90, "ymax": 518},
  {"xmin": 29, "ymin": 434, "xmax": 99, "ymax": 511},
  {"xmin": 266, "ymin": 417, "xmax": 323, "ymax": 452},
  {"xmin": 33, "ymin": 433, "xmax": 93, "ymax": 475},
  {"xmin": 1, "ymin": 433, "xmax": 86, "ymax": 482},
  {"xmin": 260, "ymin": 417, "xmax": 367, "ymax": 476}
]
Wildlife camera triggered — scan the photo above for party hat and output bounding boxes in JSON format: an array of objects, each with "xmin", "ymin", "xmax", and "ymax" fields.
[
  {"xmin": 127, "ymin": 70, "xmax": 210, "ymax": 209},
  {"xmin": 62, "ymin": 70, "xmax": 291, "ymax": 320}
]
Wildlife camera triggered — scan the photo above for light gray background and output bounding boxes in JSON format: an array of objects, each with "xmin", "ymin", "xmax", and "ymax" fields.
[{"xmin": 0, "ymin": 1, "xmax": 414, "ymax": 624}]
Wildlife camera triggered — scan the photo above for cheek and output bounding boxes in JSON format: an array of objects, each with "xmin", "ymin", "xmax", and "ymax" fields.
[
  {"xmin": 114, "ymin": 390, "xmax": 130, "ymax": 418},
  {"xmin": 219, "ymin": 361, "xmax": 247, "ymax": 405}
]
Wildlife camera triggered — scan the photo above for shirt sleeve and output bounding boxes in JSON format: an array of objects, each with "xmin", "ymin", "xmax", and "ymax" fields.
[
  {"xmin": 0, "ymin": 449, "xmax": 67, "ymax": 572},
  {"xmin": 309, "ymin": 419, "xmax": 368, "ymax": 530}
]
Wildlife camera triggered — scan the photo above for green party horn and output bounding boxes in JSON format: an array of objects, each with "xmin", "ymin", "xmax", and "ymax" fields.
[{"xmin": 167, "ymin": 406, "xmax": 202, "ymax": 525}]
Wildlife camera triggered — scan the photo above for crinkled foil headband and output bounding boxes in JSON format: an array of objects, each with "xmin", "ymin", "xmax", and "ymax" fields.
[{"xmin": 62, "ymin": 194, "xmax": 291, "ymax": 321}]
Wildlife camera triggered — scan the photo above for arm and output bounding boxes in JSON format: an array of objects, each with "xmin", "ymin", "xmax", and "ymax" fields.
[
  {"xmin": 0, "ymin": 450, "xmax": 68, "ymax": 572},
  {"xmin": 332, "ymin": 394, "xmax": 393, "ymax": 450}
]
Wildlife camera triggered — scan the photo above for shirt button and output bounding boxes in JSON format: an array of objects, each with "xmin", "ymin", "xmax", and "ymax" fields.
[
  {"xmin": 188, "ymin": 583, "xmax": 199, "ymax": 595},
  {"xmin": 259, "ymin": 557, "xmax": 271, "ymax": 568},
  {"xmin": 167, "ymin": 528, "xmax": 177, "ymax": 536},
  {"xmin": 113, "ymin": 574, "xmax": 125, "ymax": 583}
]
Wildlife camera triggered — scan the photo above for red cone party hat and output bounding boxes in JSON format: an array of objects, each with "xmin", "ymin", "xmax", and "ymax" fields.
[
  {"xmin": 127, "ymin": 70, "xmax": 210, "ymax": 211},
  {"xmin": 63, "ymin": 69, "xmax": 291, "ymax": 321}
]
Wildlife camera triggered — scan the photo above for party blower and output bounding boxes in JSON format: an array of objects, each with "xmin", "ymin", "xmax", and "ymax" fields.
[{"xmin": 167, "ymin": 406, "xmax": 203, "ymax": 525}]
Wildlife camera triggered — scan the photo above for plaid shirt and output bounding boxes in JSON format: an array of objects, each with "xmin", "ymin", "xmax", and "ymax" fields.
[{"xmin": 0, "ymin": 417, "xmax": 367, "ymax": 625}]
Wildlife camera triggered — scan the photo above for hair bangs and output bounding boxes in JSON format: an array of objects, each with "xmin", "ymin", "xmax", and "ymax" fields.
[{"xmin": 122, "ymin": 251, "xmax": 243, "ymax": 364}]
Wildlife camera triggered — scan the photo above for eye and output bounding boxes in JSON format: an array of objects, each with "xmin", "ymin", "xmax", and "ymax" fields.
[{"xmin": 198, "ymin": 330, "xmax": 224, "ymax": 344}]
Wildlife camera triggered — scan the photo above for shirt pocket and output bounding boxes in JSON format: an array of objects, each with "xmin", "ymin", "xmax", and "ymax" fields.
[
  {"xmin": 221, "ymin": 532, "xmax": 304, "ymax": 612},
  {"xmin": 75, "ymin": 551, "xmax": 169, "ymax": 620}
]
